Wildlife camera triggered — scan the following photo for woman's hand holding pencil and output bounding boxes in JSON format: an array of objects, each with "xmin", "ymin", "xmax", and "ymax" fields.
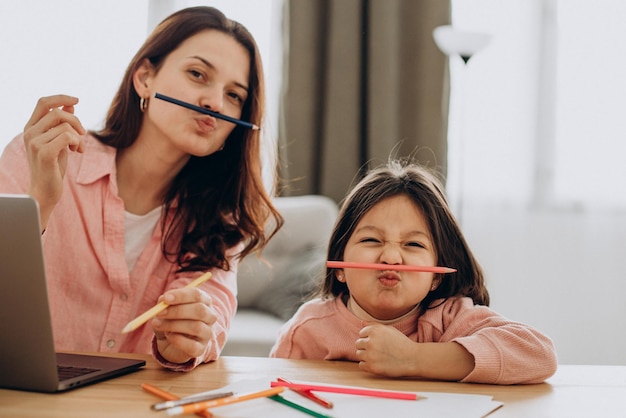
[
  {"xmin": 122, "ymin": 272, "xmax": 213, "ymax": 333},
  {"xmin": 123, "ymin": 272, "xmax": 218, "ymax": 365}
]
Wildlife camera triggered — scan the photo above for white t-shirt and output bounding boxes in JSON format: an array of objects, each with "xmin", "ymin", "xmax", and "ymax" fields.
[{"xmin": 124, "ymin": 206, "xmax": 162, "ymax": 272}]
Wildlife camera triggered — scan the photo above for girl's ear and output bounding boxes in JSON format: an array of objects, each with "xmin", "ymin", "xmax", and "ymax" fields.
[
  {"xmin": 336, "ymin": 270, "xmax": 346, "ymax": 282},
  {"xmin": 430, "ymin": 277, "xmax": 442, "ymax": 291},
  {"xmin": 133, "ymin": 58, "xmax": 155, "ymax": 99}
]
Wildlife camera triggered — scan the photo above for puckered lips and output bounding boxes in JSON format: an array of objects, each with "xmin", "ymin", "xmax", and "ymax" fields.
[
  {"xmin": 377, "ymin": 271, "xmax": 401, "ymax": 287},
  {"xmin": 195, "ymin": 116, "xmax": 217, "ymax": 133}
]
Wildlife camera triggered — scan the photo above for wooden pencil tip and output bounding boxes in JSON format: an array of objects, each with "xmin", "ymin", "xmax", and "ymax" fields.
[{"xmin": 121, "ymin": 324, "xmax": 134, "ymax": 334}]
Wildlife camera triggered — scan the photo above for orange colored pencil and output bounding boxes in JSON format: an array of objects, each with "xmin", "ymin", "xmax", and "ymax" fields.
[
  {"xmin": 166, "ymin": 386, "xmax": 285, "ymax": 416},
  {"xmin": 141, "ymin": 383, "xmax": 213, "ymax": 418}
]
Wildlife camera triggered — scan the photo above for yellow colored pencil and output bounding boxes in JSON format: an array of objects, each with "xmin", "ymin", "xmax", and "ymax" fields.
[{"xmin": 122, "ymin": 272, "xmax": 212, "ymax": 333}]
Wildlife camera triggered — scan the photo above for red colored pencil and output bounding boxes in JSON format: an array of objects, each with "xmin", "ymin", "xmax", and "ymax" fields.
[
  {"xmin": 327, "ymin": 261, "xmax": 456, "ymax": 274},
  {"xmin": 270, "ymin": 381, "xmax": 420, "ymax": 400},
  {"xmin": 277, "ymin": 377, "xmax": 334, "ymax": 409}
]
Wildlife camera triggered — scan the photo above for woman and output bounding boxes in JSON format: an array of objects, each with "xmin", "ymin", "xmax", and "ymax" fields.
[{"xmin": 0, "ymin": 6, "xmax": 282, "ymax": 371}]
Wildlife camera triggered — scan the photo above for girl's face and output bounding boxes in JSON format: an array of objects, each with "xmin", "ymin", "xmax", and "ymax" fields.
[
  {"xmin": 136, "ymin": 29, "xmax": 250, "ymax": 158},
  {"xmin": 341, "ymin": 194, "xmax": 438, "ymax": 320}
]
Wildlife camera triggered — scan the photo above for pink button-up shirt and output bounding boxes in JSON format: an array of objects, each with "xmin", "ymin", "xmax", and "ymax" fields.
[
  {"xmin": 0, "ymin": 134, "xmax": 239, "ymax": 370},
  {"xmin": 270, "ymin": 296, "xmax": 557, "ymax": 384}
]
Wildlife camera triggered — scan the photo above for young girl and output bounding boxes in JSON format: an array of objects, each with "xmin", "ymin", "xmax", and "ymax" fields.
[
  {"xmin": 270, "ymin": 161, "xmax": 557, "ymax": 384},
  {"xmin": 0, "ymin": 7, "xmax": 282, "ymax": 371}
]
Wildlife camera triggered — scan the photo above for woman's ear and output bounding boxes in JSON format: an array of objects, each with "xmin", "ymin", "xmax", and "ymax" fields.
[
  {"xmin": 133, "ymin": 58, "xmax": 154, "ymax": 99},
  {"xmin": 430, "ymin": 277, "xmax": 442, "ymax": 291}
]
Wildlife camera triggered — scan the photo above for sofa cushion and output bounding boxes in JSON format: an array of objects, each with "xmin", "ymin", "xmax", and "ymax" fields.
[
  {"xmin": 224, "ymin": 195, "xmax": 338, "ymax": 357},
  {"xmin": 236, "ymin": 195, "xmax": 338, "ymax": 314},
  {"xmin": 222, "ymin": 309, "xmax": 285, "ymax": 356},
  {"xmin": 254, "ymin": 245, "xmax": 325, "ymax": 320}
]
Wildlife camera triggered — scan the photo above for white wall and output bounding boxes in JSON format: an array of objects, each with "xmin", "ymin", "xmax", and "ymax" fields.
[
  {"xmin": 463, "ymin": 203, "xmax": 626, "ymax": 365},
  {"xmin": 0, "ymin": 1, "xmax": 149, "ymax": 144},
  {"xmin": 451, "ymin": 0, "xmax": 626, "ymax": 365}
]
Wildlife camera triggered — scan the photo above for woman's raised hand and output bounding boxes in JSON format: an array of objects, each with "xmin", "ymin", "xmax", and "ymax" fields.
[{"xmin": 23, "ymin": 95, "xmax": 86, "ymax": 228}]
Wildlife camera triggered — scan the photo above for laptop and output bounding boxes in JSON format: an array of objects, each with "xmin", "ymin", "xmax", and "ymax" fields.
[{"xmin": 0, "ymin": 194, "xmax": 145, "ymax": 393}]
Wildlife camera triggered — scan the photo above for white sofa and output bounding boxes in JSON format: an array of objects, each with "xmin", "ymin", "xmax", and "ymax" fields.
[{"xmin": 221, "ymin": 195, "xmax": 339, "ymax": 357}]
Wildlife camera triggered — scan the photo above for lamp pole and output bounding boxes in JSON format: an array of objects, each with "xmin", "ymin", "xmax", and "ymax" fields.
[{"xmin": 433, "ymin": 25, "xmax": 491, "ymax": 225}]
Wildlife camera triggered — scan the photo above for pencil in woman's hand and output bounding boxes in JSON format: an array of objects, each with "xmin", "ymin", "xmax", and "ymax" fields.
[{"xmin": 122, "ymin": 272, "xmax": 212, "ymax": 333}]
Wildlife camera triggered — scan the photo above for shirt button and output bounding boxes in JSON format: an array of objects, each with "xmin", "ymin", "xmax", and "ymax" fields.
[
  {"xmin": 120, "ymin": 293, "xmax": 128, "ymax": 301},
  {"xmin": 107, "ymin": 339, "xmax": 116, "ymax": 349}
]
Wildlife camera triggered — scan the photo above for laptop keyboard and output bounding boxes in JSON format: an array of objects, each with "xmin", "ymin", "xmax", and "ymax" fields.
[{"xmin": 57, "ymin": 365, "xmax": 101, "ymax": 380}]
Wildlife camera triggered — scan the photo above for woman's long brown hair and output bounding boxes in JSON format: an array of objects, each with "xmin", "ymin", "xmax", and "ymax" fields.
[{"xmin": 92, "ymin": 6, "xmax": 282, "ymax": 272}]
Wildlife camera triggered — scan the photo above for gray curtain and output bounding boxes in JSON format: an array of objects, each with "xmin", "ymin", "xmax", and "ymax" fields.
[{"xmin": 277, "ymin": 0, "xmax": 451, "ymax": 202}]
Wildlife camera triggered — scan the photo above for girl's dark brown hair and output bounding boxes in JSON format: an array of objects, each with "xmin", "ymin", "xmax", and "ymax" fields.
[
  {"xmin": 92, "ymin": 6, "xmax": 282, "ymax": 271},
  {"xmin": 322, "ymin": 160, "xmax": 489, "ymax": 310}
]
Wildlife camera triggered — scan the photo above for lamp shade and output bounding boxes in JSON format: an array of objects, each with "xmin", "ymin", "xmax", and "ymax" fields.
[{"xmin": 433, "ymin": 25, "xmax": 491, "ymax": 63}]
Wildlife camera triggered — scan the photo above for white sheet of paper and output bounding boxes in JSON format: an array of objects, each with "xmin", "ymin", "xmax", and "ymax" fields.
[{"xmin": 181, "ymin": 378, "xmax": 503, "ymax": 418}]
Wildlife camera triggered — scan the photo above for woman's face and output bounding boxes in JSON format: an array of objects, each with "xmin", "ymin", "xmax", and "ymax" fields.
[
  {"xmin": 137, "ymin": 29, "xmax": 250, "ymax": 158},
  {"xmin": 341, "ymin": 194, "xmax": 438, "ymax": 320}
]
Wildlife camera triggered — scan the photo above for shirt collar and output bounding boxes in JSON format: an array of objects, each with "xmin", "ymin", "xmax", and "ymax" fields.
[
  {"xmin": 75, "ymin": 133, "xmax": 117, "ymax": 185},
  {"xmin": 74, "ymin": 133, "xmax": 180, "ymax": 213}
]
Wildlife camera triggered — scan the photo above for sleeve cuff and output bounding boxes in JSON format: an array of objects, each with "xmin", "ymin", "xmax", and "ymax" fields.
[
  {"xmin": 454, "ymin": 336, "xmax": 502, "ymax": 384},
  {"xmin": 151, "ymin": 336, "xmax": 202, "ymax": 372}
]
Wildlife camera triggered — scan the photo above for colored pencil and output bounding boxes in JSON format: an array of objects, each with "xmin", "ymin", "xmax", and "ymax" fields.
[
  {"xmin": 152, "ymin": 391, "xmax": 234, "ymax": 411},
  {"xmin": 326, "ymin": 261, "xmax": 456, "ymax": 274},
  {"xmin": 270, "ymin": 381, "xmax": 419, "ymax": 401},
  {"xmin": 155, "ymin": 92, "xmax": 260, "ymax": 130},
  {"xmin": 277, "ymin": 377, "xmax": 333, "ymax": 409},
  {"xmin": 269, "ymin": 395, "xmax": 335, "ymax": 418},
  {"xmin": 141, "ymin": 383, "xmax": 213, "ymax": 418},
  {"xmin": 166, "ymin": 386, "xmax": 285, "ymax": 416},
  {"xmin": 122, "ymin": 272, "xmax": 212, "ymax": 333}
]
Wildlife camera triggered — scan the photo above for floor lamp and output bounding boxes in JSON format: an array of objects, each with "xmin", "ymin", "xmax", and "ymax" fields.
[{"xmin": 433, "ymin": 25, "xmax": 491, "ymax": 225}]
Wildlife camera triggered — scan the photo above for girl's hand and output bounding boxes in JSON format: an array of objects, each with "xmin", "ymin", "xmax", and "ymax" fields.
[
  {"xmin": 23, "ymin": 95, "xmax": 86, "ymax": 228},
  {"xmin": 356, "ymin": 324, "xmax": 475, "ymax": 380},
  {"xmin": 355, "ymin": 324, "xmax": 417, "ymax": 377},
  {"xmin": 151, "ymin": 286, "xmax": 217, "ymax": 364}
]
